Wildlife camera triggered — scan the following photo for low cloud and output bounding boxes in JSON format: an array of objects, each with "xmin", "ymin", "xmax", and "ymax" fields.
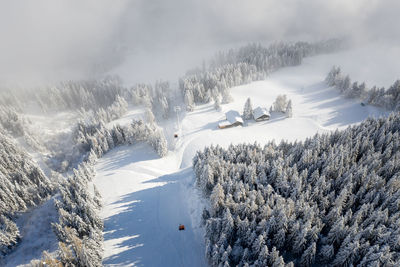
[{"xmin": 1, "ymin": 0, "xmax": 398, "ymax": 86}]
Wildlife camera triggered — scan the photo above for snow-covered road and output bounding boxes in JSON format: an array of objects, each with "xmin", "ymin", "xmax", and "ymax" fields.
[{"xmin": 95, "ymin": 144, "xmax": 206, "ymax": 267}]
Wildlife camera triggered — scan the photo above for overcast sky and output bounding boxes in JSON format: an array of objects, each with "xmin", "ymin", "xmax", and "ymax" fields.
[{"xmin": 0, "ymin": 0, "xmax": 398, "ymax": 86}]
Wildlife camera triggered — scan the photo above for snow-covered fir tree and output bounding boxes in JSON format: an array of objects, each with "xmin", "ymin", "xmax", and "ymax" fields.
[
  {"xmin": 145, "ymin": 108, "xmax": 156, "ymax": 125},
  {"xmin": 184, "ymin": 89, "xmax": 195, "ymax": 112},
  {"xmin": 193, "ymin": 113, "xmax": 400, "ymax": 266},
  {"xmin": 0, "ymin": 133, "xmax": 53, "ymax": 258},
  {"xmin": 285, "ymin": 100, "xmax": 293, "ymax": 118},
  {"xmin": 272, "ymin": 95, "xmax": 288, "ymax": 113},
  {"xmin": 326, "ymin": 66, "xmax": 400, "ymax": 111},
  {"xmin": 180, "ymin": 40, "xmax": 342, "ymax": 107},
  {"xmin": 214, "ymin": 96, "xmax": 222, "ymax": 111},
  {"xmin": 243, "ymin": 97, "xmax": 254, "ymax": 120}
]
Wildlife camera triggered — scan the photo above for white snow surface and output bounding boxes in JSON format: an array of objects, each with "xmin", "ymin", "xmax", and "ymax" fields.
[
  {"xmin": 95, "ymin": 52, "xmax": 387, "ymax": 266},
  {"xmin": 95, "ymin": 144, "xmax": 206, "ymax": 267}
]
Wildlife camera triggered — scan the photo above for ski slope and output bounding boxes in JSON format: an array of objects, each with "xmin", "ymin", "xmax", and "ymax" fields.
[
  {"xmin": 95, "ymin": 144, "xmax": 206, "ymax": 267},
  {"xmin": 94, "ymin": 54, "xmax": 387, "ymax": 266}
]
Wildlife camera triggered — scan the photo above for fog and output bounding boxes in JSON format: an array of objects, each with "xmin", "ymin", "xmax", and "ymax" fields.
[
  {"xmin": 0, "ymin": 0, "xmax": 399, "ymax": 87},
  {"xmin": 0, "ymin": 0, "xmax": 128, "ymax": 86}
]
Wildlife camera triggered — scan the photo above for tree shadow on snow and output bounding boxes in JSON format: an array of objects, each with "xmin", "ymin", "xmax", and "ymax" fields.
[
  {"xmin": 191, "ymin": 105, "xmax": 214, "ymax": 115},
  {"xmin": 300, "ymin": 82, "xmax": 378, "ymax": 127},
  {"xmin": 98, "ymin": 143, "xmax": 158, "ymax": 172},
  {"xmin": 300, "ymin": 82, "xmax": 340, "ymax": 105},
  {"xmin": 102, "ymin": 169, "xmax": 205, "ymax": 267}
]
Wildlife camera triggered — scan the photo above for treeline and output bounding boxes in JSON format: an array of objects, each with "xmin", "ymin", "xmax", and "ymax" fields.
[
  {"xmin": 0, "ymin": 132, "xmax": 53, "ymax": 258},
  {"xmin": 0, "ymin": 83, "xmax": 166, "ymax": 170},
  {"xmin": 0, "ymin": 106, "xmax": 50, "ymax": 153},
  {"xmin": 0, "ymin": 75, "xmax": 170, "ymax": 264},
  {"xmin": 194, "ymin": 113, "xmax": 400, "ymax": 266},
  {"xmin": 74, "ymin": 119, "xmax": 167, "ymax": 159},
  {"xmin": 29, "ymin": 150, "xmax": 103, "ymax": 266},
  {"xmin": 326, "ymin": 66, "xmax": 400, "ymax": 111},
  {"xmin": 0, "ymin": 76, "xmax": 176, "ymax": 123},
  {"xmin": 78, "ymin": 95, "xmax": 128, "ymax": 125},
  {"xmin": 44, "ymin": 116, "xmax": 166, "ymax": 265},
  {"xmin": 49, "ymin": 117, "xmax": 167, "ymax": 172},
  {"xmin": 0, "ymin": 106, "xmax": 27, "ymax": 137},
  {"xmin": 28, "ymin": 116, "xmax": 167, "ymax": 265},
  {"xmin": 0, "ymin": 76, "xmax": 124, "ymax": 113},
  {"xmin": 0, "ymin": 80, "xmax": 131, "ymax": 157},
  {"xmin": 23, "ymin": 117, "xmax": 166, "ymax": 266},
  {"xmin": 210, "ymin": 41, "xmax": 342, "ymax": 70},
  {"xmin": 51, "ymin": 160, "xmax": 103, "ymax": 266},
  {"xmin": 130, "ymin": 81, "xmax": 178, "ymax": 119},
  {"xmin": 181, "ymin": 40, "xmax": 343, "ymax": 110}
]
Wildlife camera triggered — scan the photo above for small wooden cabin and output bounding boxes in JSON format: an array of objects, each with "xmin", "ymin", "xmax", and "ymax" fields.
[
  {"xmin": 253, "ymin": 107, "xmax": 270, "ymax": 122},
  {"xmin": 218, "ymin": 110, "xmax": 244, "ymax": 129}
]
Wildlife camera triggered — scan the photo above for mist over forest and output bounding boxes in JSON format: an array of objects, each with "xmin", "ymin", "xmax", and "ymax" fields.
[{"xmin": 1, "ymin": 0, "xmax": 400, "ymax": 86}]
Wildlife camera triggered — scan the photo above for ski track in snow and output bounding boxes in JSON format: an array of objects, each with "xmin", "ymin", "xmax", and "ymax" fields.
[
  {"xmin": 96, "ymin": 144, "xmax": 206, "ymax": 267},
  {"xmin": 95, "ymin": 54, "xmax": 387, "ymax": 266}
]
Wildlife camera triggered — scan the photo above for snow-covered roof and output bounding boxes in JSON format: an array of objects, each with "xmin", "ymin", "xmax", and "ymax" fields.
[
  {"xmin": 253, "ymin": 107, "xmax": 270, "ymax": 119},
  {"xmin": 218, "ymin": 121, "xmax": 232, "ymax": 128},
  {"xmin": 226, "ymin": 110, "xmax": 244, "ymax": 124}
]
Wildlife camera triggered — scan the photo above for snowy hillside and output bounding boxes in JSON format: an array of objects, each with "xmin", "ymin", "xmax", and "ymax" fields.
[
  {"xmin": 177, "ymin": 55, "xmax": 387, "ymax": 167},
  {"xmin": 2, "ymin": 0, "xmax": 400, "ymax": 265},
  {"xmin": 94, "ymin": 51, "xmax": 387, "ymax": 266},
  {"xmin": 0, "ymin": 39, "xmax": 395, "ymax": 267}
]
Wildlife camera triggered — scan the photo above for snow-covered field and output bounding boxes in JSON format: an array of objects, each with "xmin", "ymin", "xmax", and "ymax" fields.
[{"xmin": 94, "ymin": 52, "xmax": 387, "ymax": 266}]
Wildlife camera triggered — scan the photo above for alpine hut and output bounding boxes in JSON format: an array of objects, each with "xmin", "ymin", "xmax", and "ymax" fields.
[
  {"xmin": 253, "ymin": 107, "xmax": 270, "ymax": 122},
  {"xmin": 218, "ymin": 110, "xmax": 244, "ymax": 129}
]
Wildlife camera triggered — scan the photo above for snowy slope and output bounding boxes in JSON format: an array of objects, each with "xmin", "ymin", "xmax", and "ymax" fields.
[
  {"xmin": 95, "ymin": 144, "xmax": 206, "ymax": 267},
  {"xmin": 95, "ymin": 51, "xmax": 388, "ymax": 266},
  {"xmin": 177, "ymin": 58, "xmax": 386, "ymax": 168}
]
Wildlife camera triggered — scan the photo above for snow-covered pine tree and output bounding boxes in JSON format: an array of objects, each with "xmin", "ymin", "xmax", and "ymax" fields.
[
  {"xmin": 325, "ymin": 66, "xmax": 400, "ymax": 112},
  {"xmin": 272, "ymin": 95, "xmax": 288, "ymax": 113},
  {"xmin": 193, "ymin": 113, "xmax": 400, "ymax": 266},
  {"xmin": 214, "ymin": 96, "xmax": 222, "ymax": 111},
  {"xmin": 221, "ymin": 87, "xmax": 234, "ymax": 104},
  {"xmin": 285, "ymin": 100, "xmax": 293, "ymax": 118},
  {"xmin": 145, "ymin": 108, "xmax": 156, "ymax": 125},
  {"xmin": 184, "ymin": 89, "xmax": 195, "ymax": 112},
  {"xmin": 243, "ymin": 97, "xmax": 253, "ymax": 120},
  {"xmin": 150, "ymin": 127, "xmax": 168, "ymax": 157}
]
